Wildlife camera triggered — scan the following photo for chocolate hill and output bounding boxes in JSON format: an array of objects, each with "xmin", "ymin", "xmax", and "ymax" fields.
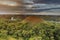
[{"xmin": 21, "ymin": 16, "xmax": 44, "ymax": 24}]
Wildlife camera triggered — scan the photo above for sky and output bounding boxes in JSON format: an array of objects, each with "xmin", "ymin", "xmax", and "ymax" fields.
[
  {"xmin": 0, "ymin": 0, "xmax": 60, "ymax": 15},
  {"xmin": 0, "ymin": 0, "xmax": 19, "ymax": 6},
  {"xmin": 0, "ymin": 0, "xmax": 22, "ymax": 14},
  {"xmin": 33, "ymin": 0, "xmax": 60, "ymax": 4}
]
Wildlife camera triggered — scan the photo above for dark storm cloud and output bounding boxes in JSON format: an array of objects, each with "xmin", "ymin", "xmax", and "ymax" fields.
[{"xmin": 33, "ymin": 0, "xmax": 60, "ymax": 4}]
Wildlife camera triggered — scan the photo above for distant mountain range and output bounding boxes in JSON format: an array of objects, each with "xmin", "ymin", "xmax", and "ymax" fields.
[{"xmin": 33, "ymin": 0, "xmax": 60, "ymax": 4}]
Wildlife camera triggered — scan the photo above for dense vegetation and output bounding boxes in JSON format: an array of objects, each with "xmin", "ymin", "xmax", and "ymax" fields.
[{"xmin": 0, "ymin": 18, "xmax": 60, "ymax": 40}]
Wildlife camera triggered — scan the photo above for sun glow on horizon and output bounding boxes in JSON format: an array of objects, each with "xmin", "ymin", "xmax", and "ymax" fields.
[{"xmin": 0, "ymin": 0, "xmax": 19, "ymax": 6}]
